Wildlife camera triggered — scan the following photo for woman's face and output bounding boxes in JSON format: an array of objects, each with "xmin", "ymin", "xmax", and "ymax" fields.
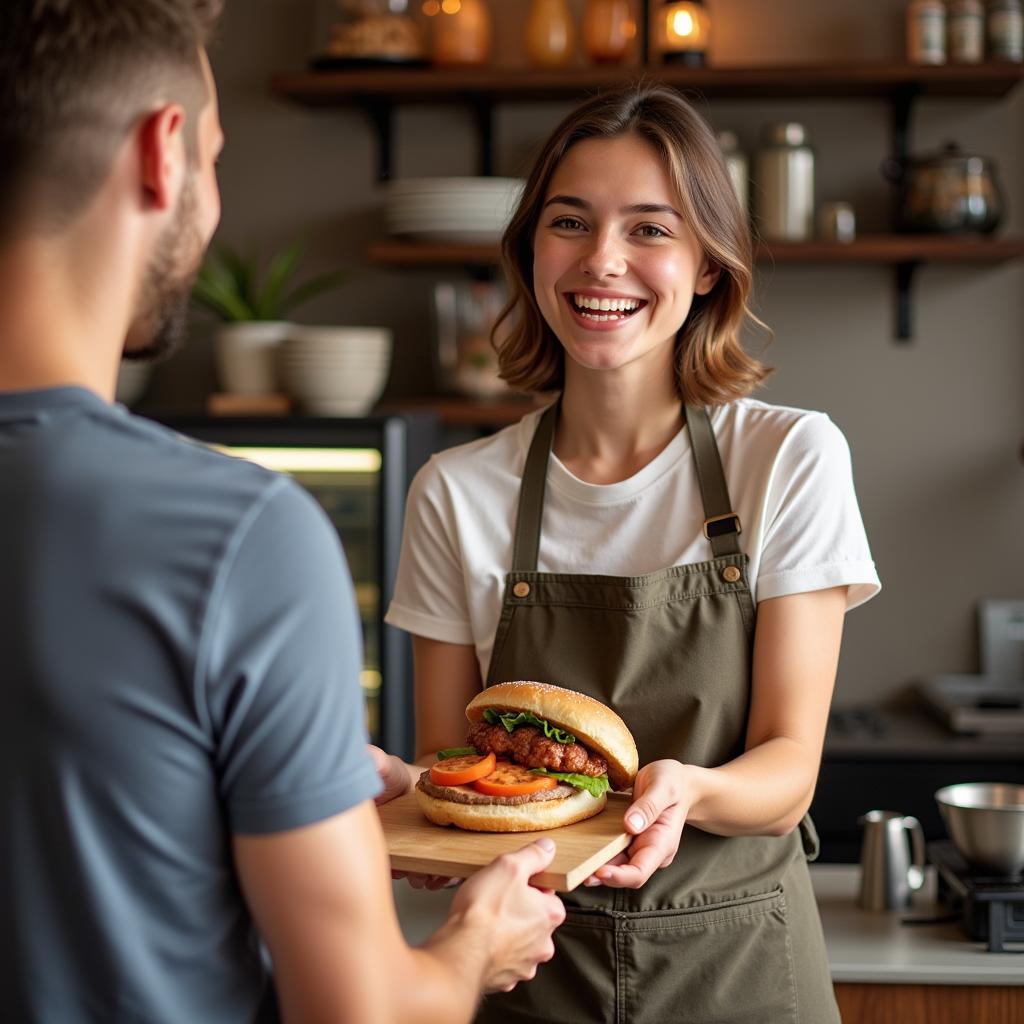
[{"xmin": 532, "ymin": 133, "xmax": 719, "ymax": 381}]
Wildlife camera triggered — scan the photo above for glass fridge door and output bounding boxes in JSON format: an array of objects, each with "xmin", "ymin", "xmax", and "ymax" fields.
[{"xmin": 213, "ymin": 445, "xmax": 385, "ymax": 743}]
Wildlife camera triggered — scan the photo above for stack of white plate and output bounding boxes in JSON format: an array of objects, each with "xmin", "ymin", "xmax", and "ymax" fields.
[
  {"xmin": 385, "ymin": 177, "xmax": 525, "ymax": 242},
  {"xmin": 280, "ymin": 326, "xmax": 392, "ymax": 417}
]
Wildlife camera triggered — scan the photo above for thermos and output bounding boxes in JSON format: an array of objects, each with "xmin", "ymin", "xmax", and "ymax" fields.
[
  {"xmin": 857, "ymin": 810, "xmax": 927, "ymax": 912},
  {"xmin": 754, "ymin": 122, "xmax": 815, "ymax": 242}
]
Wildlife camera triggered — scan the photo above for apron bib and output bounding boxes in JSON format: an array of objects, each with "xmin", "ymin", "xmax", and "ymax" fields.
[{"xmin": 476, "ymin": 403, "xmax": 839, "ymax": 1024}]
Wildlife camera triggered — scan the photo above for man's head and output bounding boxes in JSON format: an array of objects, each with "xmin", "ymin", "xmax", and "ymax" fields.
[{"xmin": 0, "ymin": 1, "xmax": 225, "ymax": 361}]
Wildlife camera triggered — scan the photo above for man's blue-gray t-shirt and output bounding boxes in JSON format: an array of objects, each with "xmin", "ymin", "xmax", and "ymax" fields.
[{"xmin": 0, "ymin": 387, "xmax": 382, "ymax": 1022}]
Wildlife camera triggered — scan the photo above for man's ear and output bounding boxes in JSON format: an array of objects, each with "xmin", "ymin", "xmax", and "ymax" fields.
[
  {"xmin": 137, "ymin": 104, "xmax": 186, "ymax": 212},
  {"xmin": 695, "ymin": 258, "xmax": 722, "ymax": 296}
]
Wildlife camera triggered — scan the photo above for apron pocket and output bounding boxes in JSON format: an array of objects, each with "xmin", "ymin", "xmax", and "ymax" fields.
[
  {"xmin": 622, "ymin": 888, "xmax": 799, "ymax": 1024},
  {"xmin": 475, "ymin": 910, "xmax": 618, "ymax": 1024}
]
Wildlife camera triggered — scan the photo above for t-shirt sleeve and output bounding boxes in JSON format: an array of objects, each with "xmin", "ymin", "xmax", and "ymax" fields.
[
  {"xmin": 754, "ymin": 414, "xmax": 880, "ymax": 610},
  {"xmin": 198, "ymin": 478, "xmax": 382, "ymax": 834},
  {"xmin": 385, "ymin": 458, "xmax": 474, "ymax": 644}
]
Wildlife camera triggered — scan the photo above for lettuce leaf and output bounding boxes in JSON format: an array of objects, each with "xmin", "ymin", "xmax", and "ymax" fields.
[
  {"xmin": 529, "ymin": 769, "xmax": 610, "ymax": 799},
  {"xmin": 482, "ymin": 708, "xmax": 575, "ymax": 745},
  {"xmin": 436, "ymin": 746, "xmax": 478, "ymax": 760}
]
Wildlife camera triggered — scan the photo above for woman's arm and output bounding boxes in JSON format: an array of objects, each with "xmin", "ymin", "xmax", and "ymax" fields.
[{"xmin": 590, "ymin": 585, "xmax": 847, "ymax": 888}]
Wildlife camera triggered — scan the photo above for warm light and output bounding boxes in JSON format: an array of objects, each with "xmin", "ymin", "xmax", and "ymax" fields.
[
  {"xmin": 422, "ymin": 0, "xmax": 440, "ymax": 14},
  {"xmin": 441, "ymin": 0, "xmax": 461, "ymax": 13},
  {"xmin": 623, "ymin": 19, "xmax": 637, "ymax": 40},
  {"xmin": 671, "ymin": 10, "xmax": 695, "ymax": 38},
  {"xmin": 660, "ymin": 1, "xmax": 710, "ymax": 65},
  {"xmin": 211, "ymin": 446, "xmax": 383, "ymax": 474}
]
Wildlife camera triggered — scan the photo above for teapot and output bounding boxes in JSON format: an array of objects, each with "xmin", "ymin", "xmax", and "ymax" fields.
[{"xmin": 883, "ymin": 142, "xmax": 1005, "ymax": 235}]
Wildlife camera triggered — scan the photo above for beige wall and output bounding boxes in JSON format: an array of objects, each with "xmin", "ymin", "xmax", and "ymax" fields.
[{"xmin": 151, "ymin": 0, "xmax": 1024, "ymax": 708}]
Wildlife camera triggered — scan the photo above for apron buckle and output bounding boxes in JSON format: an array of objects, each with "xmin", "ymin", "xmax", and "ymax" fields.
[{"xmin": 703, "ymin": 512, "xmax": 742, "ymax": 539}]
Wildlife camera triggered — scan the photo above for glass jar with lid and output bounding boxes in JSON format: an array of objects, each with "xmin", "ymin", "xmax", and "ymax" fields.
[{"xmin": 754, "ymin": 122, "xmax": 815, "ymax": 242}]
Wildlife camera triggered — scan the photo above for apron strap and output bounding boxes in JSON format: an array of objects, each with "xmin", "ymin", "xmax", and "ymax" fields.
[
  {"xmin": 511, "ymin": 401, "xmax": 558, "ymax": 572},
  {"xmin": 684, "ymin": 405, "xmax": 743, "ymax": 558},
  {"xmin": 512, "ymin": 402, "xmax": 742, "ymax": 569}
]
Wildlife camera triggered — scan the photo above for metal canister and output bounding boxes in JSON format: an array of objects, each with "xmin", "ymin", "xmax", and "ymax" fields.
[
  {"xmin": 716, "ymin": 130, "xmax": 749, "ymax": 217},
  {"xmin": 754, "ymin": 122, "xmax": 814, "ymax": 242},
  {"xmin": 988, "ymin": 0, "xmax": 1024, "ymax": 62}
]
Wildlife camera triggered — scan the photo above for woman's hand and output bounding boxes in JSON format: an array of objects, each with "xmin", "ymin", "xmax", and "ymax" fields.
[
  {"xmin": 583, "ymin": 759, "xmax": 696, "ymax": 889},
  {"xmin": 368, "ymin": 745, "xmax": 460, "ymax": 889},
  {"xmin": 368, "ymin": 744, "xmax": 412, "ymax": 805}
]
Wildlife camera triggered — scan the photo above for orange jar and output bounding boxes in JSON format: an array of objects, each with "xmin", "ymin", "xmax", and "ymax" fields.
[
  {"xmin": 432, "ymin": 0, "xmax": 492, "ymax": 68},
  {"xmin": 582, "ymin": 0, "xmax": 634, "ymax": 64},
  {"xmin": 525, "ymin": 0, "xmax": 576, "ymax": 69}
]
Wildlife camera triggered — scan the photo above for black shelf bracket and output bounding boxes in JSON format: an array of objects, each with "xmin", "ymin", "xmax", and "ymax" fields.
[
  {"xmin": 895, "ymin": 260, "xmax": 920, "ymax": 341},
  {"xmin": 470, "ymin": 95, "xmax": 496, "ymax": 177},
  {"xmin": 363, "ymin": 100, "xmax": 395, "ymax": 183},
  {"xmin": 890, "ymin": 86, "xmax": 920, "ymax": 342}
]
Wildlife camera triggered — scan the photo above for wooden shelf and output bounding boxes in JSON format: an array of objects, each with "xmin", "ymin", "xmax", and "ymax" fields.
[
  {"xmin": 377, "ymin": 396, "xmax": 539, "ymax": 428},
  {"xmin": 272, "ymin": 63, "xmax": 1024, "ymax": 106},
  {"xmin": 367, "ymin": 236, "xmax": 1024, "ymax": 269}
]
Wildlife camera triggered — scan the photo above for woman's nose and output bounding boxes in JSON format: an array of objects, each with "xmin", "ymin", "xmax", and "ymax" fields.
[{"xmin": 579, "ymin": 233, "xmax": 626, "ymax": 279}]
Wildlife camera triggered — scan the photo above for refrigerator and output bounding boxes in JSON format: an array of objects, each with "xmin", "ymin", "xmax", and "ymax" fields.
[{"xmin": 157, "ymin": 413, "xmax": 441, "ymax": 760}]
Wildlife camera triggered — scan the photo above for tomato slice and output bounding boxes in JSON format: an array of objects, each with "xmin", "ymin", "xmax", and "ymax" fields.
[
  {"xmin": 429, "ymin": 751, "xmax": 497, "ymax": 787},
  {"xmin": 472, "ymin": 761, "xmax": 559, "ymax": 797}
]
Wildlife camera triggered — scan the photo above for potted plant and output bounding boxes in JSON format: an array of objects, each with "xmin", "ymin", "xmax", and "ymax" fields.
[{"xmin": 192, "ymin": 239, "xmax": 346, "ymax": 394}]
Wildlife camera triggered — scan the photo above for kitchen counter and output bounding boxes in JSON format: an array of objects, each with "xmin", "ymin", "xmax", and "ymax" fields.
[
  {"xmin": 813, "ymin": 864, "xmax": 1022, "ymax": 985},
  {"xmin": 392, "ymin": 863, "xmax": 1023, "ymax": 985}
]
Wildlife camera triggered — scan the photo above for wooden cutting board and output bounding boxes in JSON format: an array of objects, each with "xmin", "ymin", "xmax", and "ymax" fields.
[{"xmin": 379, "ymin": 791, "xmax": 632, "ymax": 892}]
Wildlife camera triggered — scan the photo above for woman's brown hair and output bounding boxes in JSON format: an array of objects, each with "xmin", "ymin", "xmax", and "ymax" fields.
[{"xmin": 494, "ymin": 83, "xmax": 770, "ymax": 406}]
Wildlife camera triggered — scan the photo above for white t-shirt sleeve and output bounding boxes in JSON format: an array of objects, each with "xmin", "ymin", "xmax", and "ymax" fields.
[
  {"xmin": 386, "ymin": 458, "xmax": 475, "ymax": 644},
  {"xmin": 754, "ymin": 414, "xmax": 880, "ymax": 609}
]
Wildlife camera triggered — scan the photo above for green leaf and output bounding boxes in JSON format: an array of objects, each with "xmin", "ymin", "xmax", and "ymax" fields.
[
  {"xmin": 436, "ymin": 747, "xmax": 478, "ymax": 760},
  {"xmin": 530, "ymin": 769, "xmax": 610, "ymax": 799},
  {"xmin": 482, "ymin": 708, "xmax": 575, "ymax": 745},
  {"xmin": 278, "ymin": 269, "xmax": 348, "ymax": 317},
  {"xmin": 215, "ymin": 244, "xmax": 254, "ymax": 308},
  {"xmin": 191, "ymin": 268, "xmax": 254, "ymax": 321},
  {"xmin": 255, "ymin": 237, "xmax": 304, "ymax": 320}
]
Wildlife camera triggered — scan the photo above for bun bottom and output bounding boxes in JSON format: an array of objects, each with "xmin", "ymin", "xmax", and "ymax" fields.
[{"xmin": 415, "ymin": 786, "xmax": 607, "ymax": 833}]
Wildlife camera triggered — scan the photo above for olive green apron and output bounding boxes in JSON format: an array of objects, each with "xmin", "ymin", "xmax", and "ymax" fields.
[{"xmin": 476, "ymin": 402, "xmax": 839, "ymax": 1024}]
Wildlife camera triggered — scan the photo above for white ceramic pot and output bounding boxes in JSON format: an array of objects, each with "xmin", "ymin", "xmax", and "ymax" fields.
[{"xmin": 214, "ymin": 321, "xmax": 291, "ymax": 394}]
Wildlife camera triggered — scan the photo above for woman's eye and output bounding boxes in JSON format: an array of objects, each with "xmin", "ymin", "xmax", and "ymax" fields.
[
  {"xmin": 636, "ymin": 224, "xmax": 667, "ymax": 238},
  {"xmin": 551, "ymin": 215, "xmax": 586, "ymax": 231}
]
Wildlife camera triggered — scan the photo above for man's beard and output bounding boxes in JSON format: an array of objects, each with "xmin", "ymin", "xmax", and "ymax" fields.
[{"xmin": 123, "ymin": 176, "xmax": 204, "ymax": 363}]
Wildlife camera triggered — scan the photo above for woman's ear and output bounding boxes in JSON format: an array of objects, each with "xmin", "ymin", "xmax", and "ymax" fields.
[{"xmin": 695, "ymin": 258, "xmax": 722, "ymax": 296}]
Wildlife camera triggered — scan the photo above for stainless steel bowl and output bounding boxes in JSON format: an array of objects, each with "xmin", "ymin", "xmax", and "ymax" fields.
[{"xmin": 935, "ymin": 783, "xmax": 1024, "ymax": 877}]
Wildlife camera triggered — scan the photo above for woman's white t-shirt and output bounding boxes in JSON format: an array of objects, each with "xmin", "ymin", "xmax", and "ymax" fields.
[{"xmin": 386, "ymin": 398, "xmax": 881, "ymax": 681}]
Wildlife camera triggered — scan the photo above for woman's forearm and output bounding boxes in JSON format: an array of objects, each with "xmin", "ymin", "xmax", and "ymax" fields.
[{"xmin": 685, "ymin": 736, "xmax": 821, "ymax": 837}]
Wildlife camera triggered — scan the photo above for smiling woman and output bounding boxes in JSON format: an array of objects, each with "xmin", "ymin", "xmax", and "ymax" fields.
[
  {"xmin": 494, "ymin": 84, "xmax": 767, "ymax": 406},
  {"xmin": 382, "ymin": 83, "xmax": 880, "ymax": 1024}
]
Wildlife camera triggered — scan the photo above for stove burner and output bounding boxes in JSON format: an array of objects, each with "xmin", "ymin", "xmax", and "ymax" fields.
[{"xmin": 929, "ymin": 840, "xmax": 1024, "ymax": 953}]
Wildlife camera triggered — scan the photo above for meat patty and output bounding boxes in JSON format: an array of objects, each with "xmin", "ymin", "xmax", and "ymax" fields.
[
  {"xmin": 417, "ymin": 771, "xmax": 575, "ymax": 805},
  {"xmin": 467, "ymin": 722, "xmax": 608, "ymax": 778}
]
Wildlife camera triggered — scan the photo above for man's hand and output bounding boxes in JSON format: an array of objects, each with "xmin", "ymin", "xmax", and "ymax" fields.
[
  {"xmin": 582, "ymin": 760, "xmax": 693, "ymax": 889},
  {"xmin": 441, "ymin": 837, "xmax": 565, "ymax": 993},
  {"xmin": 369, "ymin": 744, "xmax": 412, "ymax": 805}
]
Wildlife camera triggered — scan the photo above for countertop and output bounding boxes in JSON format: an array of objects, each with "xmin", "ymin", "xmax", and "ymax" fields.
[
  {"xmin": 392, "ymin": 864, "xmax": 1024, "ymax": 986},
  {"xmin": 813, "ymin": 864, "xmax": 1022, "ymax": 985}
]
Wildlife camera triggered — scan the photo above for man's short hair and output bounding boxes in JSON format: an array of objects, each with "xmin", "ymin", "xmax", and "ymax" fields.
[{"xmin": 0, "ymin": 1, "xmax": 224, "ymax": 240}]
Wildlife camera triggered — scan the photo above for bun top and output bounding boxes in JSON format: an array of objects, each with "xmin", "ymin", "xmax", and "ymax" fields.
[{"xmin": 466, "ymin": 681, "xmax": 638, "ymax": 791}]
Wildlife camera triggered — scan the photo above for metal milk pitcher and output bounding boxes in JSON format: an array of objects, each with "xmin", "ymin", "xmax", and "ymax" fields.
[{"xmin": 857, "ymin": 810, "xmax": 926, "ymax": 911}]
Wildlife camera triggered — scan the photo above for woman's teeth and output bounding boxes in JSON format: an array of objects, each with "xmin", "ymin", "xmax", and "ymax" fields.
[{"xmin": 571, "ymin": 294, "xmax": 642, "ymax": 321}]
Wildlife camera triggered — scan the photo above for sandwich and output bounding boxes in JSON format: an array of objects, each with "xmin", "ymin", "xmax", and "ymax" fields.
[{"xmin": 415, "ymin": 680, "xmax": 638, "ymax": 832}]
